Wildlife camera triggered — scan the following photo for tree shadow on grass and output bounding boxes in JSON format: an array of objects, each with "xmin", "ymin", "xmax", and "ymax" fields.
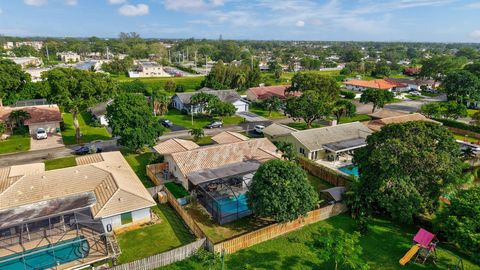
[{"xmin": 157, "ymin": 204, "xmax": 196, "ymax": 244}]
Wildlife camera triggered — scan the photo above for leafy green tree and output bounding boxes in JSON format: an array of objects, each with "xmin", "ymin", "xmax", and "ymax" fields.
[
  {"xmin": 43, "ymin": 68, "xmax": 116, "ymax": 143},
  {"xmin": 285, "ymin": 90, "xmax": 334, "ymax": 128},
  {"xmin": 164, "ymin": 80, "xmax": 177, "ymax": 92},
  {"xmin": 273, "ymin": 141, "xmax": 297, "ymax": 162},
  {"xmin": 207, "ymin": 99, "xmax": 236, "ymax": 120},
  {"xmin": 464, "ymin": 61, "xmax": 480, "ymax": 77},
  {"xmin": 151, "ymin": 90, "xmax": 169, "ymax": 116},
  {"xmin": 472, "ymin": 111, "xmax": 480, "ymax": 126},
  {"xmin": 0, "ymin": 121, "xmax": 6, "ymax": 137},
  {"xmin": 442, "ymin": 70, "xmax": 480, "ymax": 104},
  {"xmin": 0, "ymin": 59, "xmax": 31, "ymax": 106},
  {"xmin": 189, "ymin": 128, "xmax": 204, "ymax": 141},
  {"xmin": 106, "ymin": 93, "xmax": 163, "ymax": 151},
  {"xmin": 101, "ymin": 57, "xmax": 133, "ymax": 75},
  {"xmin": 435, "ymin": 186, "xmax": 480, "ymax": 260},
  {"xmin": 12, "ymin": 45, "xmax": 39, "ymax": 57},
  {"xmin": 351, "ymin": 121, "xmax": 464, "ymax": 223},
  {"xmin": 359, "ymin": 88, "xmax": 394, "ymax": 113},
  {"xmin": 419, "ymin": 55, "xmax": 467, "ymax": 87},
  {"xmin": 371, "ymin": 60, "xmax": 391, "ymax": 77},
  {"xmin": 263, "ymin": 96, "xmax": 282, "ymax": 117},
  {"xmin": 269, "ymin": 60, "xmax": 283, "ymax": 80},
  {"xmin": 313, "ymin": 228, "xmax": 369, "ymax": 270},
  {"xmin": 287, "ymin": 73, "xmax": 339, "ymax": 98},
  {"xmin": 119, "ymin": 79, "xmax": 148, "ymax": 94},
  {"xmin": 190, "ymin": 92, "xmax": 218, "ymax": 114},
  {"xmin": 420, "ymin": 102, "xmax": 444, "ymax": 118},
  {"xmin": 443, "ymin": 101, "xmax": 467, "ymax": 120},
  {"xmin": 332, "ymin": 100, "xmax": 356, "ymax": 123},
  {"xmin": 7, "ymin": 110, "xmax": 31, "ymax": 129},
  {"xmin": 247, "ymin": 159, "xmax": 318, "ymax": 223}
]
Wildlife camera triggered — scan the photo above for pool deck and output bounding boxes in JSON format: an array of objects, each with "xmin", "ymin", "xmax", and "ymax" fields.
[
  {"xmin": 315, "ymin": 156, "xmax": 354, "ymax": 176},
  {"xmin": 0, "ymin": 227, "xmax": 110, "ymax": 270}
]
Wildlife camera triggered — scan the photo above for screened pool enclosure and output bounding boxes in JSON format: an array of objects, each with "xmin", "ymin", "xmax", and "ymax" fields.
[{"xmin": 188, "ymin": 161, "xmax": 259, "ymax": 224}]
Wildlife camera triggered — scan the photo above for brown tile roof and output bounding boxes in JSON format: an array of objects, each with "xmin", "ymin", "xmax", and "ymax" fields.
[
  {"xmin": 170, "ymin": 138, "xmax": 280, "ymax": 179},
  {"xmin": 0, "ymin": 151, "xmax": 155, "ymax": 220},
  {"xmin": 153, "ymin": 138, "xmax": 200, "ymax": 155},
  {"xmin": 247, "ymin": 85, "xmax": 300, "ymax": 100},
  {"xmin": 343, "ymin": 79, "xmax": 405, "ymax": 90},
  {"xmin": 366, "ymin": 113, "xmax": 440, "ymax": 132},
  {"xmin": 0, "ymin": 105, "xmax": 61, "ymax": 125},
  {"xmin": 211, "ymin": 131, "xmax": 249, "ymax": 144},
  {"xmin": 368, "ymin": 109, "xmax": 407, "ymax": 120}
]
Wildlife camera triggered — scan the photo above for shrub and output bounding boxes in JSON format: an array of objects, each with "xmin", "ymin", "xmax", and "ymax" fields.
[
  {"xmin": 341, "ymin": 90, "xmax": 356, "ymax": 99},
  {"xmin": 434, "ymin": 118, "xmax": 480, "ymax": 133}
]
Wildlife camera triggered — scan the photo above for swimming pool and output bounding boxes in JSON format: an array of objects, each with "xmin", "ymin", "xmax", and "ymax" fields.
[
  {"xmin": 0, "ymin": 236, "xmax": 90, "ymax": 270},
  {"xmin": 215, "ymin": 193, "xmax": 250, "ymax": 214},
  {"xmin": 338, "ymin": 165, "xmax": 360, "ymax": 177}
]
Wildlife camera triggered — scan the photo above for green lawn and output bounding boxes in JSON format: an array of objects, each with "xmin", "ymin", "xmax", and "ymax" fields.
[
  {"xmin": 165, "ymin": 182, "xmax": 190, "ymax": 199},
  {"xmin": 117, "ymin": 204, "xmax": 196, "ymax": 264},
  {"xmin": 307, "ymin": 173, "xmax": 333, "ymax": 194},
  {"xmin": 467, "ymin": 109, "xmax": 479, "ymax": 117},
  {"xmin": 405, "ymin": 94, "xmax": 423, "ymax": 100},
  {"xmin": 0, "ymin": 134, "xmax": 30, "ymax": 154},
  {"xmin": 112, "ymin": 75, "xmax": 204, "ymax": 91},
  {"xmin": 336, "ymin": 114, "xmax": 371, "ymax": 124},
  {"xmin": 194, "ymin": 136, "xmax": 214, "ymax": 146},
  {"xmin": 249, "ymin": 104, "xmax": 286, "ymax": 119},
  {"xmin": 121, "ymin": 150, "xmax": 156, "ymax": 188},
  {"xmin": 286, "ymin": 122, "xmax": 324, "ymax": 130},
  {"xmin": 184, "ymin": 203, "xmax": 272, "ymax": 243},
  {"xmin": 44, "ymin": 156, "xmax": 77, "ymax": 170},
  {"xmin": 61, "ymin": 112, "xmax": 111, "ymax": 145},
  {"xmin": 162, "ymin": 214, "xmax": 479, "ymax": 270},
  {"xmin": 162, "ymin": 109, "xmax": 244, "ymax": 129},
  {"xmin": 454, "ymin": 133, "xmax": 480, "ymax": 143}
]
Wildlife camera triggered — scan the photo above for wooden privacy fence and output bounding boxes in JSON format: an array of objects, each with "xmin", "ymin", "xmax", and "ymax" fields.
[
  {"xmin": 164, "ymin": 188, "xmax": 205, "ymax": 239},
  {"xmin": 299, "ymin": 158, "xmax": 352, "ymax": 188},
  {"xmin": 109, "ymin": 238, "xmax": 206, "ymax": 270},
  {"xmin": 446, "ymin": 126, "xmax": 480, "ymax": 140},
  {"xmin": 146, "ymin": 163, "xmax": 168, "ymax": 186},
  {"xmin": 211, "ymin": 203, "xmax": 348, "ymax": 254}
]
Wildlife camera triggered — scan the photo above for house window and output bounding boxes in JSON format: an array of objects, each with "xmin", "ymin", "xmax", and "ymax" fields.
[
  {"xmin": 299, "ymin": 148, "xmax": 305, "ymax": 156},
  {"xmin": 121, "ymin": 212, "xmax": 133, "ymax": 225},
  {"xmin": 311, "ymin": 151, "xmax": 318, "ymax": 160}
]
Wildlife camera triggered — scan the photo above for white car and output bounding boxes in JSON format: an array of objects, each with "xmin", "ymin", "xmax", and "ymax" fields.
[
  {"xmin": 410, "ymin": 91, "xmax": 422, "ymax": 96},
  {"xmin": 36, "ymin": 128, "xmax": 48, "ymax": 140},
  {"xmin": 254, "ymin": 125, "xmax": 265, "ymax": 134}
]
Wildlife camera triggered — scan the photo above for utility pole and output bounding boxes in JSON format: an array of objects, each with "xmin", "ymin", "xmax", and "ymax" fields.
[
  {"xmin": 45, "ymin": 44, "xmax": 50, "ymax": 62},
  {"xmin": 106, "ymin": 46, "xmax": 110, "ymax": 60}
]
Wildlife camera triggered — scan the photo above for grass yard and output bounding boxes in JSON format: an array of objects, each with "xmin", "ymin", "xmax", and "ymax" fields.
[
  {"xmin": 405, "ymin": 94, "xmax": 423, "ymax": 101},
  {"xmin": 162, "ymin": 214, "xmax": 479, "ymax": 270},
  {"xmin": 44, "ymin": 156, "xmax": 77, "ymax": 170},
  {"xmin": 162, "ymin": 109, "xmax": 244, "ymax": 130},
  {"xmin": 165, "ymin": 182, "xmax": 190, "ymax": 199},
  {"xmin": 61, "ymin": 112, "xmax": 111, "ymax": 145},
  {"xmin": 286, "ymin": 122, "xmax": 324, "ymax": 130},
  {"xmin": 117, "ymin": 204, "xmax": 196, "ymax": 264},
  {"xmin": 112, "ymin": 74, "xmax": 204, "ymax": 91},
  {"xmin": 249, "ymin": 104, "xmax": 286, "ymax": 119},
  {"xmin": 336, "ymin": 114, "xmax": 371, "ymax": 124},
  {"xmin": 121, "ymin": 150, "xmax": 157, "ymax": 188},
  {"xmin": 468, "ymin": 109, "xmax": 479, "ymax": 117},
  {"xmin": 184, "ymin": 203, "xmax": 272, "ymax": 243},
  {"xmin": 307, "ymin": 173, "xmax": 333, "ymax": 194},
  {"xmin": 453, "ymin": 133, "xmax": 479, "ymax": 143},
  {"xmin": 193, "ymin": 136, "xmax": 214, "ymax": 145},
  {"xmin": 0, "ymin": 134, "xmax": 30, "ymax": 155}
]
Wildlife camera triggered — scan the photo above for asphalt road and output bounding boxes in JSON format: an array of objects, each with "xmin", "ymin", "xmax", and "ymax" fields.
[{"xmin": 354, "ymin": 94, "xmax": 446, "ymax": 114}]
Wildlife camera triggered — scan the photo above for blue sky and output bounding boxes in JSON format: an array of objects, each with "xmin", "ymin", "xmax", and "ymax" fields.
[{"xmin": 1, "ymin": 0, "xmax": 480, "ymax": 42}]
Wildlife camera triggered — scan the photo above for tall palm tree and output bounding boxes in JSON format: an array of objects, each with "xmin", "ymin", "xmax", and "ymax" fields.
[
  {"xmin": 189, "ymin": 128, "xmax": 204, "ymax": 142},
  {"xmin": 8, "ymin": 110, "xmax": 31, "ymax": 130},
  {"xmin": 235, "ymin": 72, "xmax": 247, "ymax": 89},
  {"xmin": 151, "ymin": 90, "xmax": 169, "ymax": 116}
]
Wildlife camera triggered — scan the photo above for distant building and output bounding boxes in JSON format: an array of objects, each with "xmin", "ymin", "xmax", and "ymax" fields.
[
  {"xmin": 6, "ymin": 56, "xmax": 43, "ymax": 69},
  {"xmin": 16, "ymin": 41, "xmax": 44, "ymax": 50},
  {"xmin": 172, "ymin": 88, "xmax": 249, "ymax": 114},
  {"xmin": 57, "ymin": 51, "xmax": 81, "ymax": 63},
  {"xmin": 25, "ymin": 67, "xmax": 51, "ymax": 82},
  {"xmin": 343, "ymin": 79, "xmax": 407, "ymax": 92},
  {"xmin": 365, "ymin": 113, "xmax": 441, "ymax": 132},
  {"xmin": 384, "ymin": 78, "xmax": 437, "ymax": 91},
  {"xmin": 128, "ymin": 61, "xmax": 170, "ymax": 78},
  {"xmin": 3, "ymin": 41, "xmax": 14, "ymax": 50},
  {"xmin": 246, "ymin": 85, "xmax": 300, "ymax": 102},
  {"xmin": 88, "ymin": 99, "xmax": 113, "ymax": 126}
]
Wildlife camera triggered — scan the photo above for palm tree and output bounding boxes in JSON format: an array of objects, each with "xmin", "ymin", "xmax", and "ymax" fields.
[
  {"xmin": 189, "ymin": 128, "xmax": 204, "ymax": 142},
  {"xmin": 332, "ymin": 100, "xmax": 356, "ymax": 124},
  {"xmin": 151, "ymin": 90, "xmax": 169, "ymax": 116},
  {"xmin": 235, "ymin": 72, "xmax": 246, "ymax": 89},
  {"xmin": 8, "ymin": 110, "xmax": 31, "ymax": 130}
]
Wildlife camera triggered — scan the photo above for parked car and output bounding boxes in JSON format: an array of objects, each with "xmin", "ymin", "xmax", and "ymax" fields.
[
  {"xmin": 74, "ymin": 144, "xmax": 102, "ymax": 155},
  {"xmin": 205, "ymin": 121, "xmax": 223, "ymax": 129},
  {"xmin": 160, "ymin": 119, "xmax": 173, "ymax": 128},
  {"xmin": 35, "ymin": 128, "xmax": 48, "ymax": 140},
  {"xmin": 254, "ymin": 125, "xmax": 265, "ymax": 134},
  {"xmin": 410, "ymin": 90, "xmax": 422, "ymax": 96}
]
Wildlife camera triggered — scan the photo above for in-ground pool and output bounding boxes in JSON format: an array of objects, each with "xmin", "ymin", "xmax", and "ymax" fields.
[
  {"xmin": 0, "ymin": 236, "xmax": 90, "ymax": 270},
  {"xmin": 338, "ymin": 165, "xmax": 360, "ymax": 177},
  {"xmin": 215, "ymin": 193, "xmax": 250, "ymax": 214}
]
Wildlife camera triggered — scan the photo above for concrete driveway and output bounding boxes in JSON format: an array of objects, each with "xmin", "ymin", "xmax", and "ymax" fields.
[
  {"xmin": 236, "ymin": 111, "xmax": 268, "ymax": 122},
  {"xmin": 354, "ymin": 94, "xmax": 447, "ymax": 114},
  {"xmin": 30, "ymin": 133, "xmax": 65, "ymax": 151}
]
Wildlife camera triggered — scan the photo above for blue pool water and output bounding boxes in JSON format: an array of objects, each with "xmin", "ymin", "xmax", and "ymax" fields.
[
  {"xmin": 216, "ymin": 193, "xmax": 250, "ymax": 214},
  {"xmin": 0, "ymin": 236, "xmax": 90, "ymax": 270},
  {"xmin": 338, "ymin": 165, "xmax": 360, "ymax": 177}
]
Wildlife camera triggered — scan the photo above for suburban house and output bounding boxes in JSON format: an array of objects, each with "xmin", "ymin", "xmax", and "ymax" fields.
[
  {"xmin": 343, "ymin": 79, "xmax": 407, "ymax": 92},
  {"xmin": 57, "ymin": 51, "xmax": 81, "ymax": 63},
  {"xmin": 0, "ymin": 103, "xmax": 62, "ymax": 134},
  {"xmin": 211, "ymin": 131, "xmax": 249, "ymax": 144},
  {"xmin": 15, "ymin": 41, "xmax": 44, "ymax": 50},
  {"xmin": 153, "ymin": 138, "xmax": 280, "ymax": 224},
  {"xmin": 88, "ymin": 100, "xmax": 113, "ymax": 126},
  {"xmin": 245, "ymin": 85, "xmax": 301, "ymax": 102},
  {"xmin": 264, "ymin": 122, "xmax": 373, "ymax": 161},
  {"xmin": 6, "ymin": 57, "xmax": 43, "ymax": 69},
  {"xmin": 385, "ymin": 78, "xmax": 437, "ymax": 91},
  {"xmin": 25, "ymin": 67, "xmax": 51, "ymax": 82},
  {"xmin": 128, "ymin": 61, "xmax": 170, "ymax": 78},
  {"xmin": 0, "ymin": 152, "xmax": 155, "ymax": 269},
  {"xmin": 172, "ymin": 88, "xmax": 249, "ymax": 114},
  {"xmin": 365, "ymin": 113, "xmax": 441, "ymax": 132}
]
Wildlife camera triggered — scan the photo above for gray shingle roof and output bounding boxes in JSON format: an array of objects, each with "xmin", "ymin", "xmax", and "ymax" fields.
[{"xmin": 174, "ymin": 89, "xmax": 241, "ymax": 105}]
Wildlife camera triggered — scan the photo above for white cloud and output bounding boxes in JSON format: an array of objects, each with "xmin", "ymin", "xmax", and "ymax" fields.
[
  {"xmin": 65, "ymin": 0, "xmax": 78, "ymax": 6},
  {"xmin": 295, "ymin": 20, "xmax": 305, "ymax": 27},
  {"xmin": 0, "ymin": 8, "xmax": 2, "ymax": 14},
  {"xmin": 470, "ymin": 30, "xmax": 480, "ymax": 40},
  {"xmin": 109, "ymin": 0, "xmax": 126, "ymax": 4},
  {"xmin": 24, "ymin": 0, "xmax": 48, "ymax": 6},
  {"xmin": 465, "ymin": 2, "xmax": 480, "ymax": 8},
  {"xmin": 164, "ymin": 0, "xmax": 206, "ymax": 11},
  {"xmin": 210, "ymin": 0, "xmax": 225, "ymax": 7},
  {"xmin": 118, "ymin": 3, "xmax": 149, "ymax": 16}
]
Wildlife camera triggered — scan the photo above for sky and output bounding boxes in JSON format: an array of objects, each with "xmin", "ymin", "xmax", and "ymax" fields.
[{"xmin": 0, "ymin": 0, "xmax": 480, "ymax": 42}]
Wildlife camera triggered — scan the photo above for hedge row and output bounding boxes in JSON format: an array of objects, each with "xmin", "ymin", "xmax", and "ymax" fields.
[{"xmin": 433, "ymin": 118, "xmax": 480, "ymax": 133}]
